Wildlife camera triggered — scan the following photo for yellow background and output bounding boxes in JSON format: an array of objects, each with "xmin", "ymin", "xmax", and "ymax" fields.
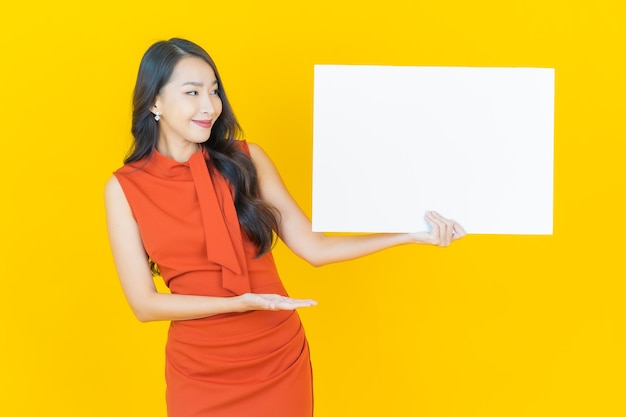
[{"xmin": 1, "ymin": 0, "xmax": 625, "ymax": 416}]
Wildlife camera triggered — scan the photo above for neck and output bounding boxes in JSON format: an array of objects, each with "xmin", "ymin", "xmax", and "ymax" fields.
[{"xmin": 157, "ymin": 140, "xmax": 201, "ymax": 163}]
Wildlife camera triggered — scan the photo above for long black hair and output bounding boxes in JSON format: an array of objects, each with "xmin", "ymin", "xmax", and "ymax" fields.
[{"xmin": 126, "ymin": 38, "xmax": 279, "ymax": 256}]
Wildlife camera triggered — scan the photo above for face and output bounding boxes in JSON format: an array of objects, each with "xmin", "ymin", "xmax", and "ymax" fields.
[{"xmin": 152, "ymin": 56, "xmax": 223, "ymax": 150}]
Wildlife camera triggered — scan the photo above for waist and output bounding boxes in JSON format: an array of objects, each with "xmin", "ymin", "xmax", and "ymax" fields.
[
  {"xmin": 167, "ymin": 309, "xmax": 303, "ymax": 349},
  {"xmin": 163, "ymin": 267, "xmax": 287, "ymax": 297}
]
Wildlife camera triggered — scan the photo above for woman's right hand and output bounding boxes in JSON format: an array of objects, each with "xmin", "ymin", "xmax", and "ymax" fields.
[
  {"xmin": 237, "ymin": 293, "xmax": 317, "ymax": 312},
  {"xmin": 409, "ymin": 210, "xmax": 467, "ymax": 247}
]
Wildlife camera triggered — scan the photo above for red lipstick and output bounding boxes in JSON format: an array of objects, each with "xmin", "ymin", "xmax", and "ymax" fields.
[{"xmin": 193, "ymin": 120, "xmax": 212, "ymax": 129}]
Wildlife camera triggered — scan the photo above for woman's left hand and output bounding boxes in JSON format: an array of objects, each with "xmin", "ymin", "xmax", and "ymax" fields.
[{"xmin": 409, "ymin": 211, "xmax": 467, "ymax": 247}]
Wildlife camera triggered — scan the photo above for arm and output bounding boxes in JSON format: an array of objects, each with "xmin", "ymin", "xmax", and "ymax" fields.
[
  {"xmin": 249, "ymin": 144, "xmax": 466, "ymax": 267},
  {"xmin": 104, "ymin": 176, "xmax": 315, "ymax": 322}
]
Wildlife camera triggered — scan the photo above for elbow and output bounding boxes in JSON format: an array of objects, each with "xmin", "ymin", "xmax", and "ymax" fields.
[
  {"xmin": 300, "ymin": 234, "xmax": 335, "ymax": 267},
  {"xmin": 305, "ymin": 255, "xmax": 330, "ymax": 268},
  {"xmin": 300, "ymin": 247, "xmax": 334, "ymax": 267},
  {"xmin": 130, "ymin": 302, "xmax": 159, "ymax": 323},
  {"xmin": 133, "ymin": 308, "xmax": 153, "ymax": 323},
  {"xmin": 126, "ymin": 291, "xmax": 164, "ymax": 323},
  {"xmin": 135, "ymin": 313, "xmax": 153, "ymax": 323},
  {"xmin": 308, "ymin": 260, "xmax": 325, "ymax": 268}
]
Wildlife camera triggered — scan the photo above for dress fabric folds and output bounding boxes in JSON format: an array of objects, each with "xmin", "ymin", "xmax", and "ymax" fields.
[{"xmin": 113, "ymin": 142, "xmax": 313, "ymax": 417}]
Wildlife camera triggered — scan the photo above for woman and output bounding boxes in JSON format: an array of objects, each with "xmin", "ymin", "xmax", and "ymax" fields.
[{"xmin": 105, "ymin": 38, "xmax": 465, "ymax": 417}]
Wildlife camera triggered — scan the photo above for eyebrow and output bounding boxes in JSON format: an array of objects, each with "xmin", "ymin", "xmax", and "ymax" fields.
[{"xmin": 181, "ymin": 80, "xmax": 218, "ymax": 87}]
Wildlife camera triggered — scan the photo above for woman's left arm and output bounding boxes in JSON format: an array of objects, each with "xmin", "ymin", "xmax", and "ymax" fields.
[{"xmin": 248, "ymin": 143, "xmax": 466, "ymax": 267}]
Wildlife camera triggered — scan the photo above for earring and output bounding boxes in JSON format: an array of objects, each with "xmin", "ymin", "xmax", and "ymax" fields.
[{"xmin": 154, "ymin": 111, "xmax": 161, "ymax": 122}]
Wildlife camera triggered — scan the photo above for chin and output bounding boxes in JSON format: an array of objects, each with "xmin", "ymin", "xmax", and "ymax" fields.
[{"xmin": 188, "ymin": 136, "xmax": 211, "ymax": 144}]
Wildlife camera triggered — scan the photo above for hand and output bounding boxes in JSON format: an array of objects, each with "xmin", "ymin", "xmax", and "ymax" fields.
[
  {"xmin": 237, "ymin": 293, "xmax": 317, "ymax": 312},
  {"xmin": 409, "ymin": 211, "xmax": 467, "ymax": 247}
]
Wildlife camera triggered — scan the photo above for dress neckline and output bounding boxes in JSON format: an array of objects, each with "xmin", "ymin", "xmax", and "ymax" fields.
[{"xmin": 144, "ymin": 148, "xmax": 208, "ymax": 179}]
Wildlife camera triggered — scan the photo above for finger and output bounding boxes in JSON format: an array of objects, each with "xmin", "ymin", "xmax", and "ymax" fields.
[
  {"xmin": 269, "ymin": 295, "xmax": 316, "ymax": 305},
  {"xmin": 296, "ymin": 298, "xmax": 317, "ymax": 306},
  {"xmin": 434, "ymin": 211, "xmax": 460, "ymax": 246},
  {"xmin": 280, "ymin": 301, "xmax": 317, "ymax": 310},
  {"xmin": 287, "ymin": 297, "xmax": 317, "ymax": 307},
  {"xmin": 276, "ymin": 299, "xmax": 317, "ymax": 310},
  {"xmin": 428, "ymin": 210, "xmax": 444, "ymax": 220},
  {"xmin": 451, "ymin": 220, "xmax": 467, "ymax": 240},
  {"xmin": 428, "ymin": 211, "xmax": 452, "ymax": 246},
  {"xmin": 277, "ymin": 297, "xmax": 315, "ymax": 305},
  {"xmin": 424, "ymin": 211, "xmax": 440, "ymax": 245},
  {"xmin": 257, "ymin": 294, "xmax": 317, "ymax": 310}
]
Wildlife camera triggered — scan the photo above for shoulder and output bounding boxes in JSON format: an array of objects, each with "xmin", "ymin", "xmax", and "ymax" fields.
[
  {"xmin": 246, "ymin": 142, "xmax": 270, "ymax": 164},
  {"xmin": 245, "ymin": 143, "xmax": 286, "ymax": 191},
  {"xmin": 234, "ymin": 139, "xmax": 267, "ymax": 162},
  {"xmin": 246, "ymin": 142, "xmax": 277, "ymax": 175},
  {"xmin": 104, "ymin": 175, "xmax": 136, "ymax": 220},
  {"xmin": 104, "ymin": 175, "xmax": 125, "ymax": 202}
]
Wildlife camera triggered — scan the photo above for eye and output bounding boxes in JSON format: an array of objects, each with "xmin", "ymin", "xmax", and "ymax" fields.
[
  {"xmin": 186, "ymin": 91, "xmax": 198, "ymax": 96},
  {"xmin": 210, "ymin": 89, "xmax": 219, "ymax": 95}
]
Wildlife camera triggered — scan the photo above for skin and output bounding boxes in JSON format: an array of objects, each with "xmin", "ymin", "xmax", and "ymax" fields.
[{"xmin": 105, "ymin": 57, "xmax": 466, "ymax": 323}]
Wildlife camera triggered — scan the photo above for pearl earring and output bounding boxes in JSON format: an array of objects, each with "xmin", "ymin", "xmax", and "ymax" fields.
[{"xmin": 154, "ymin": 111, "xmax": 161, "ymax": 122}]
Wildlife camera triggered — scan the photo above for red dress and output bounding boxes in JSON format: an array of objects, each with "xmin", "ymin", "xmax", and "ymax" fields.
[{"xmin": 113, "ymin": 143, "xmax": 313, "ymax": 417}]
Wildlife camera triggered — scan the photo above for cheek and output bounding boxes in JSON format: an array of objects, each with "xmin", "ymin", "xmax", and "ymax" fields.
[{"xmin": 215, "ymin": 99, "xmax": 224, "ymax": 117}]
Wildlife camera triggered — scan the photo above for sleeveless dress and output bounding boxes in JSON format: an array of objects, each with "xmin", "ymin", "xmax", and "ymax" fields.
[{"xmin": 113, "ymin": 142, "xmax": 313, "ymax": 417}]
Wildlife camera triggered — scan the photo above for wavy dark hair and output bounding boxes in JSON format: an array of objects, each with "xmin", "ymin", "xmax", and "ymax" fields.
[{"xmin": 126, "ymin": 38, "xmax": 279, "ymax": 256}]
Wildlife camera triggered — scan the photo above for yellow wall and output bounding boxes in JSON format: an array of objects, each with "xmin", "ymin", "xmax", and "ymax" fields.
[{"xmin": 1, "ymin": 1, "xmax": 625, "ymax": 416}]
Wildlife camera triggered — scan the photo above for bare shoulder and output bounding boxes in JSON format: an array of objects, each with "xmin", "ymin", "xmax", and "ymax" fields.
[
  {"xmin": 104, "ymin": 175, "xmax": 132, "ymax": 214},
  {"xmin": 246, "ymin": 143, "xmax": 277, "ymax": 176},
  {"xmin": 104, "ymin": 175, "xmax": 123, "ymax": 200},
  {"xmin": 247, "ymin": 142, "xmax": 268, "ymax": 161}
]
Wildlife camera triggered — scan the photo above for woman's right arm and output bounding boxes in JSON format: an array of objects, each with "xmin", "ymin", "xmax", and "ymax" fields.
[{"xmin": 104, "ymin": 176, "xmax": 316, "ymax": 322}]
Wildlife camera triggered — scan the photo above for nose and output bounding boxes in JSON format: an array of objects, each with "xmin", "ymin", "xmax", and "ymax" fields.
[{"xmin": 201, "ymin": 95, "xmax": 216, "ymax": 115}]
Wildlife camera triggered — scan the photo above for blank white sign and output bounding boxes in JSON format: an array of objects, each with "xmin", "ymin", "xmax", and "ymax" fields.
[{"xmin": 312, "ymin": 65, "xmax": 554, "ymax": 234}]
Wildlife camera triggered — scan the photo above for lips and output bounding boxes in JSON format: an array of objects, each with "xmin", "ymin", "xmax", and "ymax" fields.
[{"xmin": 193, "ymin": 120, "xmax": 212, "ymax": 129}]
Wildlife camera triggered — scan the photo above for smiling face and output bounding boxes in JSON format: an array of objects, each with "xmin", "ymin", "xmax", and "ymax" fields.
[{"xmin": 152, "ymin": 56, "xmax": 223, "ymax": 154}]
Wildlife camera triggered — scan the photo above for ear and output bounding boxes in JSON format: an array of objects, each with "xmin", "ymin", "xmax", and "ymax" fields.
[{"xmin": 151, "ymin": 97, "xmax": 162, "ymax": 115}]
